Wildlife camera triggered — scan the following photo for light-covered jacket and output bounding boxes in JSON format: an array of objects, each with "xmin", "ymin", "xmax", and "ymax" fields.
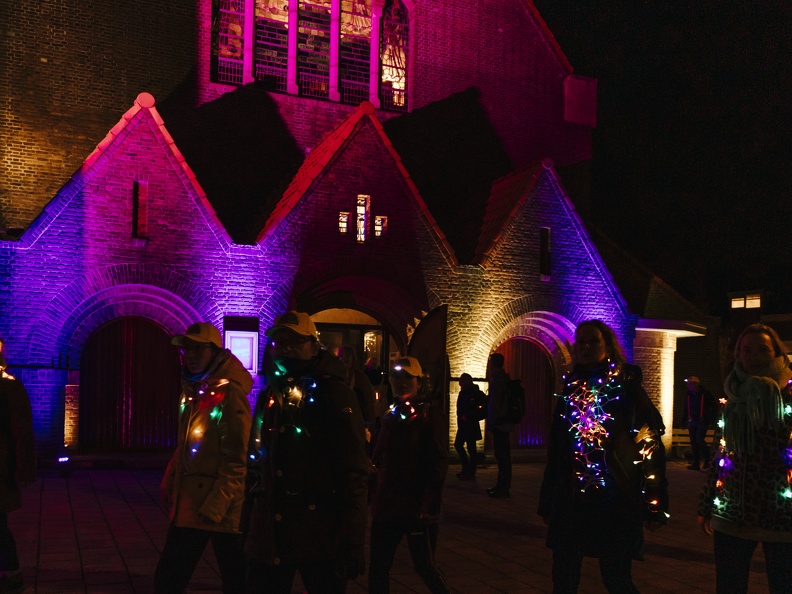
[{"xmin": 161, "ymin": 350, "xmax": 252, "ymax": 533}]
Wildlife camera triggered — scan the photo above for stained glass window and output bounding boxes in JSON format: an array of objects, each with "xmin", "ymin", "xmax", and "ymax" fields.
[
  {"xmin": 255, "ymin": 0, "xmax": 289, "ymax": 90},
  {"xmin": 216, "ymin": 0, "xmax": 245, "ymax": 84},
  {"xmin": 298, "ymin": 0, "xmax": 331, "ymax": 98},
  {"xmin": 340, "ymin": 0, "xmax": 371, "ymax": 105},
  {"xmin": 380, "ymin": 0, "xmax": 408, "ymax": 111}
]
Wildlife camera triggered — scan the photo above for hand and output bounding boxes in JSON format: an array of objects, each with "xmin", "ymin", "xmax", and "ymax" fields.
[
  {"xmin": 698, "ymin": 515, "xmax": 713, "ymax": 536},
  {"xmin": 643, "ymin": 520, "xmax": 663, "ymax": 532}
]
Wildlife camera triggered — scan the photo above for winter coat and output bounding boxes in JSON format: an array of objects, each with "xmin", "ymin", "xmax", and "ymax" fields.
[
  {"xmin": 244, "ymin": 350, "xmax": 370, "ymax": 566},
  {"xmin": 455, "ymin": 384, "xmax": 484, "ymax": 442},
  {"xmin": 370, "ymin": 394, "xmax": 448, "ymax": 523},
  {"xmin": 0, "ymin": 369, "xmax": 36, "ymax": 512},
  {"xmin": 161, "ymin": 349, "xmax": 252, "ymax": 533},
  {"xmin": 538, "ymin": 362, "xmax": 668, "ymax": 558},
  {"xmin": 698, "ymin": 360, "xmax": 792, "ymax": 542},
  {"xmin": 486, "ymin": 368, "xmax": 514, "ymax": 432}
]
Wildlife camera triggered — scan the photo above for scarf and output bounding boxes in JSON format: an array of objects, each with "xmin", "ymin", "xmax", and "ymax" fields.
[{"xmin": 723, "ymin": 355, "xmax": 792, "ymax": 455}]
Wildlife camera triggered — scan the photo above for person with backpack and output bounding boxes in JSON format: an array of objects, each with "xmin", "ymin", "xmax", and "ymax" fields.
[
  {"xmin": 485, "ymin": 353, "xmax": 515, "ymax": 498},
  {"xmin": 454, "ymin": 373, "xmax": 486, "ymax": 480}
]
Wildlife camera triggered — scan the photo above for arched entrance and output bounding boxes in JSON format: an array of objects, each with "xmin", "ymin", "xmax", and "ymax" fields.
[
  {"xmin": 495, "ymin": 338, "xmax": 554, "ymax": 448},
  {"xmin": 78, "ymin": 316, "xmax": 181, "ymax": 452}
]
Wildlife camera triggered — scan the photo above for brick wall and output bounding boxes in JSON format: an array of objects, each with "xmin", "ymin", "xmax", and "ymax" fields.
[{"xmin": 0, "ymin": 0, "xmax": 195, "ymax": 232}]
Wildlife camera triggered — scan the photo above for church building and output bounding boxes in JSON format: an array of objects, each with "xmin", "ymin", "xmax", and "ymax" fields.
[{"xmin": 0, "ymin": 0, "xmax": 714, "ymax": 459}]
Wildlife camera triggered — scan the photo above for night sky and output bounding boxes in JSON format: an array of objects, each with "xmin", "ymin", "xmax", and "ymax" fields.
[{"xmin": 533, "ymin": 2, "xmax": 792, "ymax": 316}]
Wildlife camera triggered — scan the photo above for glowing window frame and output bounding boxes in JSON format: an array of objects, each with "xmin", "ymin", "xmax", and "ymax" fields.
[{"xmin": 225, "ymin": 330, "xmax": 259, "ymax": 374}]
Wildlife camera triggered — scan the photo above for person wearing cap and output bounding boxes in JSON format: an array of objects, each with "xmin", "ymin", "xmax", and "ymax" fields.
[
  {"xmin": 682, "ymin": 375, "xmax": 717, "ymax": 470},
  {"xmin": 368, "ymin": 356, "xmax": 450, "ymax": 594},
  {"xmin": 0, "ymin": 337, "xmax": 36, "ymax": 594},
  {"xmin": 155, "ymin": 322, "xmax": 252, "ymax": 594},
  {"xmin": 244, "ymin": 311, "xmax": 369, "ymax": 593}
]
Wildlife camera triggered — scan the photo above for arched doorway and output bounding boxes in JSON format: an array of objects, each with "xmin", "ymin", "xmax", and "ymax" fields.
[
  {"xmin": 78, "ymin": 316, "xmax": 181, "ymax": 452},
  {"xmin": 495, "ymin": 338, "xmax": 554, "ymax": 448}
]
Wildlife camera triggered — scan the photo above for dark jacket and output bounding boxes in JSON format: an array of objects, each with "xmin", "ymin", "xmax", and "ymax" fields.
[
  {"xmin": 0, "ymin": 369, "xmax": 36, "ymax": 512},
  {"xmin": 455, "ymin": 384, "xmax": 484, "ymax": 441},
  {"xmin": 244, "ymin": 350, "xmax": 369, "ymax": 565},
  {"xmin": 683, "ymin": 386, "xmax": 718, "ymax": 426},
  {"xmin": 486, "ymin": 368, "xmax": 514, "ymax": 432},
  {"xmin": 370, "ymin": 394, "xmax": 448, "ymax": 523},
  {"xmin": 538, "ymin": 362, "xmax": 668, "ymax": 558},
  {"xmin": 161, "ymin": 349, "xmax": 253, "ymax": 533}
]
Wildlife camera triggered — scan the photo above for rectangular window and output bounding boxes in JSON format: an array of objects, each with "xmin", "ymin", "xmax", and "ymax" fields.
[
  {"xmin": 223, "ymin": 316, "xmax": 260, "ymax": 374},
  {"xmin": 356, "ymin": 194, "xmax": 370, "ymax": 243},
  {"xmin": 339, "ymin": 212, "xmax": 349, "ymax": 233},
  {"xmin": 132, "ymin": 180, "xmax": 148, "ymax": 238},
  {"xmin": 380, "ymin": 0, "xmax": 408, "ymax": 111},
  {"xmin": 731, "ymin": 297, "xmax": 745, "ymax": 309},
  {"xmin": 216, "ymin": 0, "xmax": 245, "ymax": 84},
  {"xmin": 298, "ymin": 0, "xmax": 331, "ymax": 98},
  {"xmin": 340, "ymin": 0, "xmax": 371, "ymax": 105},
  {"xmin": 539, "ymin": 227, "xmax": 551, "ymax": 279},
  {"xmin": 255, "ymin": 0, "xmax": 289, "ymax": 91},
  {"xmin": 745, "ymin": 294, "xmax": 761, "ymax": 309},
  {"xmin": 374, "ymin": 215, "xmax": 387, "ymax": 237}
]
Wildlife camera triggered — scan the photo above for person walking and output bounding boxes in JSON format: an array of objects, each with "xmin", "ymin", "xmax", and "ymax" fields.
[
  {"xmin": 155, "ymin": 322, "xmax": 252, "ymax": 594},
  {"xmin": 0, "ymin": 337, "xmax": 36, "ymax": 594},
  {"xmin": 538, "ymin": 320, "xmax": 668, "ymax": 593},
  {"xmin": 244, "ymin": 311, "xmax": 369, "ymax": 594},
  {"xmin": 368, "ymin": 356, "xmax": 450, "ymax": 594},
  {"xmin": 683, "ymin": 375, "xmax": 717, "ymax": 470},
  {"xmin": 698, "ymin": 323, "xmax": 792, "ymax": 594},
  {"xmin": 454, "ymin": 373, "xmax": 485, "ymax": 480},
  {"xmin": 485, "ymin": 353, "xmax": 514, "ymax": 498}
]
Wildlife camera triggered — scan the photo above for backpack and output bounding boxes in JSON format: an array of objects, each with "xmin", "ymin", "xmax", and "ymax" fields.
[
  {"xmin": 473, "ymin": 388, "xmax": 488, "ymax": 421},
  {"xmin": 506, "ymin": 378, "xmax": 525, "ymax": 424}
]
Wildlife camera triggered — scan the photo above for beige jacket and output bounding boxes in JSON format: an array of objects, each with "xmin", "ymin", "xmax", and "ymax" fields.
[{"xmin": 161, "ymin": 350, "xmax": 252, "ymax": 533}]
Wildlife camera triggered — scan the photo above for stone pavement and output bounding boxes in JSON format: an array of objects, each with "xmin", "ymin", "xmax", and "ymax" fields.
[{"xmin": 11, "ymin": 460, "xmax": 769, "ymax": 593}]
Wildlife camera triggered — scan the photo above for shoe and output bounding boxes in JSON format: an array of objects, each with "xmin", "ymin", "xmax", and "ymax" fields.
[
  {"xmin": 686, "ymin": 464, "xmax": 700, "ymax": 471},
  {"xmin": 488, "ymin": 489, "xmax": 510, "ymax": 498},
  {"xmin": 0, "ymin": 572, "xmax": 24, "ymax": 594}
]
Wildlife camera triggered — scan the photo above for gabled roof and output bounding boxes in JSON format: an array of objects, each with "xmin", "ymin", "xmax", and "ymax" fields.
[
  {"xmin": 255, "ymin": 101, "xmax": 457, "ymax": 264},
  {"xmin": 473, "ymin": 160, "xmax": 545, "ymax": 265},
  {"xmin": 524, "ymin": 0, "xmax": 574, "ymax": 73},
  {"xmin": 22, "ymin": 92, "xmax": 233, "ymax": 250}
]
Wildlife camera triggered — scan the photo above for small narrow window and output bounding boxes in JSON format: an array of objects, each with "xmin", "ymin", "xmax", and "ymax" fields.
[
  {"xmin": 132, "ymin": 180, "xmax": 148, "ymax": 238},
  {"xmin": 339, "ymin": 212, "xmax": 349, "ymax": 233},
  {"xmin": 731, "ymin": 298, "xmax": 745, "ymax": 309},
  {"xmin": 374, "ymin": 215, "xmax": 387, "ymax": 237},
  {"xmin": 745, "ymin": 294, "xmax": 761, "ymax": 309},
  {"xmin": 539, "ymin": 227, "xmax": 551, "ymax": 279},
  {"xmin": 380, "ymin": 0, "xmax": 408, "ymax": 111},
  {"xmin": 356, "ymin": 194, "xmax": 370, "ymax": 243},
  {"xmin": 340, "ymin": 0, "xmax": 372, "ymax": 104}
]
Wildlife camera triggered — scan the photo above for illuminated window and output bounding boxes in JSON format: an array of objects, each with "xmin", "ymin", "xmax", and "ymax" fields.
[
  {"xmin": 340, "ymin": 0, "xmax": 372, "ymax": 105},
  {"xmin": 339, "ymin": 212, "xmax": 349, "ymax": 233},
  {"xmin": 731, "ymin": 297, "xmax": 745, "ymax": 309},
  {"xmin": 356, "ymin": 194, "xmax": 370, "ymax": 243},
  {"xmin": 214, "ymin": 0, "xmax": 245, "ymax": 84},
  {"xmin": 254, "ymin": 0, "xmax": 289, "ymax": 91},
  {"xmin": 374, "ymin": 215, "xmax": 387, "ymax": 237},
  {"xmin": 298, "ymin": 0, "xmax": 331, "ymax": 98},
  {"xmin": 132, "ymin": 180, "xmax": 148, "ymax": 239},
  {"xmin": 745, "ymin": 294, "xmax": 761, "ymax": 308},
  {"xmin": 380, "ymin": 0, "xmax": 408, "ymax": 111}
]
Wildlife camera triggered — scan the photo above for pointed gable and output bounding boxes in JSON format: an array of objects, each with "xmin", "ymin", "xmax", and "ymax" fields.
[
  {"xmin": 22, "ymin": 92, "xmax": 233, "ymax": 250},
  {"xmin": 256, "ymin": 101, "xmax": 456, "ymax": 264}
]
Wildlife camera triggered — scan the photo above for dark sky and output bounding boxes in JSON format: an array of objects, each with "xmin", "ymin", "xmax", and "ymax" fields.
[{"xmin": 533, "ymin": 2, "xmax": 792, "ymax": 316}]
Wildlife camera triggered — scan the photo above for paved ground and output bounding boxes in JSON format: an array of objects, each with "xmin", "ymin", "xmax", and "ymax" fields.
[{"xmin": 11, "ymin": 459, "xmax": 769, "ymax": 593}]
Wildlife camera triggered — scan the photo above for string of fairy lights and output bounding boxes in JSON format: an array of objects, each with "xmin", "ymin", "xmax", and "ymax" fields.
[{"xmin": 561, "ymin": 361, "xmax": 664, "ymax": 516}]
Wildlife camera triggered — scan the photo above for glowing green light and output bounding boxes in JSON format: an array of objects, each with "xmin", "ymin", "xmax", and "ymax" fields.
[
  {"xmin": 717, "ymin": 419, "xmax": 724, "ymax": 428},
  {"xmin": 783, "ymin": 489, "xmax": 792, "ymax": 499},
  {"xmin": 785, "ymin": 405, "xmax": 792, "ymax": 415},
  {"xmin": 295, "ymin": 427, "xmax": 302, "ymax": 434},
  {"xmin": 713, "ymin": 497, "xmax": 722, "ymax": 507}
]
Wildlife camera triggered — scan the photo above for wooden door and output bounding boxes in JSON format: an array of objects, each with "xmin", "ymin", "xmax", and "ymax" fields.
[
  {"xmin": 79, "ymin": 317, "xmax": 181, "ymax": 452},
  {"xmin": 495, "ymin": 338, "xmax": 554, "ymax": 448}
]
